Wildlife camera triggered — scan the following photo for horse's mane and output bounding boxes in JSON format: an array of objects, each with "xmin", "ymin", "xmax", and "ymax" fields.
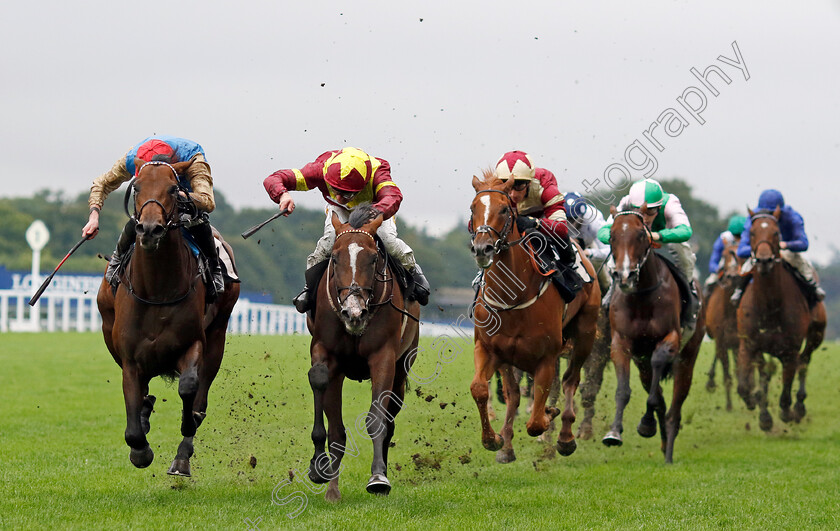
[{"xmin": 348, "ymin": 204, "xmax": 379, "ymax": 229}]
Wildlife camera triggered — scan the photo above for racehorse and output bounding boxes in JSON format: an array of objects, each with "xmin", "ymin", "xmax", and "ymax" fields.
[
  {"xmin": 704, "ymin": 238, "xmax": 743, "ymax": 411},
  {"xmin": 97, "ymin": 160, "xmax": 240, "ymax": 476},
  {"xmin": 602, "ymin": 204, "xmax": 705, "ymax": 463},
  {"xmin": 306, "ymin": 206, "xmax": 420, "ymax": 501},
  {"xmin": 735, "ymin": 207, "xmax": 826, "ymax": 431},
  {"xmin": 468, "ymin": 173, "xmax": 600, "ymax": 463}
]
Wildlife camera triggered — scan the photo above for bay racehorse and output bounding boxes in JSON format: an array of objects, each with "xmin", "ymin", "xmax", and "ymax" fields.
[
  {"xmin": 736, "ymin": 207, "xmax": 826, "ymax": 431},
  {"xmin": 306, "ymin": 206, "xmax": 420, "ymax": 501},
  {"xmin": 602, "ymin": 204, "xmax": 705, "ymax": 463},
  {"xmin": 468, "ymin": 173, "xmax": 600, "ymax": 463},
  {"xmin": 97, "ymin": 160, "xmax": 240, "ymax": 476},
  {"xmin": 704, "ymin": 238, "xmax": 743, "ymax": 411}
]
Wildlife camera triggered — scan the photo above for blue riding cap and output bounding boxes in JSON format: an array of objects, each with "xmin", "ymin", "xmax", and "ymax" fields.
[
  {"xmin": 564, "ymin": 192, "xmax": 587, "ymax": 221},
  {"xmin": 757, "ymin": 189, "xmax": 784, "ymax": 211}
]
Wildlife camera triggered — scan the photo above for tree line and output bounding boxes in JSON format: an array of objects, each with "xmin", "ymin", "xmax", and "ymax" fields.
[{"xmin": 1, "ymin": 179, "xmax": 835, "ymax": 336}]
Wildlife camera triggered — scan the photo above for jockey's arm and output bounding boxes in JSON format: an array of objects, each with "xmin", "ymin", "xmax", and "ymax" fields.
[
  {"xmin": 782, "ymin": 209, "xmax": 809, "ymax": 252},
  {"xmin": 369, "ymin": 160, "xmax": 402, "ymax": 220},
  {"xmin": 184, "ymin": 155, "xmax": 215, "ymax": 213},
  {"xmin": 84, "ymin": 153, "xmax": 133, "ymax": 237},
  {"xmin": 736, "ymin": 217, "xmax": 752, "ymax": 258},
  {"xmin": 535, "ymin": 180, "xmax": 568, "ymax": 240},
  {"xmin": 656, "ymin": 194, "xmax": 692, "ymax": 243},
  {"xmin": 708, "ymin": 235, "xmax": 725, "ymax": 273}
]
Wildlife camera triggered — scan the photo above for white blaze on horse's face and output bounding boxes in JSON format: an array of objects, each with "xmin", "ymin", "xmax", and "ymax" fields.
[
  {"xmin": 480, "ymin": 195, "xmax": 490, "ymax": 226},
  {"xmin": 614, "ymin": 220, "xmax": 636, "ymax": 290},
  {"xmin": 348, "ymin": 243, "xmax": 363, "ymax": 281}
]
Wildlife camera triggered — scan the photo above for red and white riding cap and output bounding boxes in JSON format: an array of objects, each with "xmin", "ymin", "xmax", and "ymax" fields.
[{"xmin": 495, "ymin": 151, "xmax": 536, "ymax": 182}]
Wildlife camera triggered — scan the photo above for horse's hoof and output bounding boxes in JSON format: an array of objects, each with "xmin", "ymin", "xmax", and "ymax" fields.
[
  {"xmin": 546, "ymin": 407, "xmax": 561, "ymax": 420},
  {"xmin": 779, "ymin": 408, "xmax": 794, "ymax": 424},
  {"xmin": 129, "ymin": 446, "xmax": 154, "ymax": 468},
  {"xmin": 577, "ymin": 423, "xmax": 594, "ymax": 441},
  {"xmin": 637, "ymin": 417, "xmax": 657, "ymax": 438},
  {"xmin": 706, "ymin": 379, "xmax": 717, "ymax": 393},
  {"xmin": 794, "ymin": 402, "xmax": 806, "ymax": 422},
  {"xmin": 366, "ymin": 474, "xmax": 391, "ymax": 496},
  {"xmin": 167, "ymin": 458, "xmax": 191, "ymax": 477},
  {"xmin": 556, "ymin": 439, "xmax": 577, "ymax": 456},
  {"xmin": 759, "ymin": 411, "xmax": 773, "ymax": 432},
  {"xmin": 495, "ymin": 448, "xmax": 516, "ymax": 464},
  {"xmin": 482, "ymin": 434, "xmax": 504, "ymax": 451},
  {"xmin": 602, "ymin": 430, "xmax": 623, "ymax": 447},
  {"xmin": 308, "ymin": 456, "xmax": 332, "ymax": 484}
]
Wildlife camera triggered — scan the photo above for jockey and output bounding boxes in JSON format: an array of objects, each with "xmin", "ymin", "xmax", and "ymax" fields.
[
  {"xmin": 489, "ymin": 151, "xmax": 579, "ymax": 301},
  {"xmin": 82, "ymin": 136, "xmax": 225, "ymax": 298},
  {"xmin": 597, "ymin": 178, "xmax": 699, "ymax": 325},
  {"xmin": 263, "ymin": 147, "xmax": 430, "ymax": 312},
  {"xmin": 702, "ymin": 215, "xmax": 746, "ymax": 296},
  {"xmin": 564, "ymin": 191, "xmax": 611, "ymax": 292},
  {"xmin": 732, "ymin": 189, "xmax": 825, "ymax": 302}
]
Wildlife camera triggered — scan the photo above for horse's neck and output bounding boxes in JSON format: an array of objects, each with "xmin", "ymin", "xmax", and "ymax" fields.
[
  {"xmin": 484, "ymin": 242, "xmax": 541, "ymax": 301},
  {"xmin": 638, "ymin": 253, "xmax": 667, "ymax": 290},
  {"xmin": 750, "ymin": 262, "xmax": 788, "ymax": 305},
  {"xmin": 131, "ymin": 233, "xmax": 193, "ymax": 295}
]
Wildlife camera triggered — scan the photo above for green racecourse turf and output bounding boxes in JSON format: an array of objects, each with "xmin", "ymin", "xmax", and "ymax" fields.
[{"xmin": 1, "ymin": 332, "xmax": 839, "ymax": 530}]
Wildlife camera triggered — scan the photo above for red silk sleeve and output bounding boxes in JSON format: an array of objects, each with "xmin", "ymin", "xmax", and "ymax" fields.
[{"xmin": 370, "ymin": 159, "xmax": 403, "ymax": 219}]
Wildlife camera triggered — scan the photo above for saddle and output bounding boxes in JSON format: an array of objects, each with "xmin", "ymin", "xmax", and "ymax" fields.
[
  {"xmin": 653, "ymin": 249, "xmax": 696, "ymax": 331},
  {"xmin": 529, "ymin": 231, "xmax": 588, "ymax": 304},
  {"xmin": 782, "ymin": 261, "xmax": 820, "ymax": 308}
]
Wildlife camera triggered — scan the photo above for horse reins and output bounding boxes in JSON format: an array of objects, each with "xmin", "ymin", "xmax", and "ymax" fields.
[{"xmin": 749, "ymin": 212, "xmax": 782, "ymax": 263}]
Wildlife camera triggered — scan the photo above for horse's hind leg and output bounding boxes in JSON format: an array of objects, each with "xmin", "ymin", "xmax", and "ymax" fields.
[
  {"xmin": 796, "ymin": 310, "xmax": 826, "ymax": 421},
  {"xmin": 308, "ymin": 343, "xmax": 334, "ymax": 484},
  {"xmin": 525, "ymin": 355, "xmax": 559, "ymax": 438},
  {"xmin": 722, "ymin": 344, "xmax": 734, "ymax": 412},
  {"xmin": 168, "ymin": 341, "xmax": 203, "ymax": 477},
  {"xmin": 557, "ymin": 319, "xmax": 596, "ymax": 456},
  {"xmin": 495, "ymin": 364, "xmax": 520, "ymax": 464},
  {"xmin": 664, "ymin": 354, "xmax": 696, "ymax": 463},
  {"xmin": 122, "ymin": 365, "xmax": 154, "ymax": 468},
  {"xmin": 756, "ymin": 355, "xmax": 774, "ymax": 431},
  {"xmin": 140, "ymin": 382, "xmax": 155, "ymax": 435},
  {"xmin": 778, "ymin": 352, "xmax": 798, "ymax": 424},
  {"xmin": 639, "ymin": 332, "xmax": 678, "ymax": 440},
  {"xmin": 603, "ymin": 335, "xmax": 631, "ymax": 447},
  {"xmin": 365, "ymin": 348, "xmax": 398, "ymax": 496},
  {"xmin": 323, "ymin": 374, "xmax": 346, "ymax": 502},
  {"xmin": 706, "ymin": 350, "xmax": 718, "ymax": 392},
  {"xmin": 578, "ymin": 316, "xmax": 610, "ymax": 440}
]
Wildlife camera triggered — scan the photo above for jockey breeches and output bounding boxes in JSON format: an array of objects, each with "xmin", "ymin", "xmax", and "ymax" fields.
[
  {"xmin": 307, "ymin": 206, "xmax": 417, "ymax": 270},
  {"xmin": 740, "ymin": 250, "xmax": 816, "ymax": 281},
  {"xmin": 664, "ymin": 242, "xmax": 697, "ymax": 282}
]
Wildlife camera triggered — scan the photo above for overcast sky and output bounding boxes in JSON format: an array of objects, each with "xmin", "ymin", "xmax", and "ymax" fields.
[{"xmin": 2, "ymin": 1, "xmax": 839, "ymax": 262}]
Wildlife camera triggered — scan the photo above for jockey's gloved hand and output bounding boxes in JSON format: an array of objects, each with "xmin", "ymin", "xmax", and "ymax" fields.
[{"xmin": 516, "ymin": 216, "xmax": 539, "ymax": 233}]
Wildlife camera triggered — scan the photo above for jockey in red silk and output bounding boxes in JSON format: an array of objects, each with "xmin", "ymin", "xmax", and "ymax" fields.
[
  {"xmin": 82, "ymin": 135, "xmax": 225, "ymax": 298},
  {"xmin": 263, "ymin": 147, "xmax": 430, "ymax": 311},
  {"xmin": 731, "ymin": 189, "xmax": 825, "ymax": 302}
]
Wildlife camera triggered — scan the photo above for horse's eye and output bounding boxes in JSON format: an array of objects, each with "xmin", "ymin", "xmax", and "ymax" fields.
[
  {"xmin": 500, "ymin": 206, "xmax": 509, "ymax": 215},
  {"xmin": 168, "ymin": 185, "xmax": 178, "ymax": 195}
]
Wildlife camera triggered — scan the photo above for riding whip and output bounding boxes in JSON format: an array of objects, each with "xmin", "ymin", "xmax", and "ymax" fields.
[
  {"xmin": 29, "ymin": 235, "xmax": 90, "ymax": 306},
  {"xmin": 241, "ymin": 208, "xmax": 289, "ymax": 239}
]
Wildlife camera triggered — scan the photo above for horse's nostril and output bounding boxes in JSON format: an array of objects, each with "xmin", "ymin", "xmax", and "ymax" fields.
[
  {"xmin": 135, "ymin": 223, "xmax": 146, "ymax": 235},
  {"xmin": 151, "ymin": 225, "xmax": 165, "ymax": 237}
]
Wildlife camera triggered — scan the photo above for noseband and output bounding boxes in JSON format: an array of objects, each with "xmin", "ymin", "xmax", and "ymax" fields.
[
  {"xmin": 469, "ymin": 189, "xmax": 524, "ymax": 254},
  {"xmin": 326, "ymin": 229, "xmax": 388, "ymax": 313}
]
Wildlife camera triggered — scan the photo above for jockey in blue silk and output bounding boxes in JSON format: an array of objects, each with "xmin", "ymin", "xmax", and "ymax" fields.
[
  {"xmin": 564, "ymin": 192, "xmax": 611, "ymax": 292},
  {"xmin": 702, "ymin": 215, "xmax": 746, "ymax": 295},
  {"xmin": 731, "ymin": 189, "xmax": 825, "ymax": 302}
]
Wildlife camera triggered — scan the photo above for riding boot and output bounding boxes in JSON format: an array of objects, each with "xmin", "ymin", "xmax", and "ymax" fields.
[
  {"xmin": 189, "ymin": 219, "xmax": 223, "ymax": 300},
  {"xmin": 105, "ymin": 219, "xmax": 137, "ymax": 287},
  {"xmin": 409, "ymin": 264, "xmax": 431, "ymax": 305},
  {"xmin": 684, "ymin": 281, "xmax": 700, "ymax": 332},
  {"xmin": 557, "ymin": 234, "xmax": 577, "ymax": 267},
  {"xmin": 806, "ymin": 278, "xmax": 826, "ymax": 301},
  {"xmin": 730, "ymin": 274, "xmax": 751, "ymax": 305},
  {"xmin": 294, "ymin": 260, "xmax": 330, "ymax": 314}
]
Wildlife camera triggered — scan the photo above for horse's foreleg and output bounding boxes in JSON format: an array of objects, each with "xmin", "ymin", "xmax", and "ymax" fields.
[
  {"xmin": 323, "ymin": 374, "xmax": 345, "ymax": 502},
  {"xmin": 664, "ymin": 355, "xmax": 695, "ymax": 463},
  {"xmin": 638, "ymin": 332, "xmax": 678, "ymax": 440},
  {"xmin": 308, "ymin": 343, "xmax": 333, "ymax": 484},
  {"xmin": 736, "ymin": 337, "xmax": 757, "ymax": 410},
  {"xmin": 557, "ymin": 320, "xmax": 596, "ymax": 456},
  {"xmin": 756, "ymin": 355, "xmax": 773, "ymax": 431},
  {"xmin": 122, "ymin": 364, "xmax": 153, "ymax": 468},
  {"xmin": 722, "ymin": 343, "xmax": 734, "ymax": 411},
  {"xmin": 603, "ymin": 335, "xmax": 631, "ymax": 447},
  {"xmin": 778, "ymin": 351, "xmax": 798, "ymax": 424},
  {"xmin": 471, "ymin": 341, "xmax": 503, "ymax": 451},
  {"xmin": 168, "ymin": 341, "xmax": 203, "ymax": 477},
  {"xmin": 706, "ymin": 349, "xmax": 718, "ymax": 392},
  {"xmin": 139, "ymin": 381, "xmax": 155, "ymax": 435},
  {"xmin": 525, "ymin": 354, "xmax": 558, "ymax": 437},
  {"xmin": 795, "ymin": 313, "xmax": 824, "ymax": 421},
  {"xmin": 495, "ymin": 364, "xmax": 520, "ymax": 464},
  {"xmin": 365, "ymin": 349, "xmax": 397, "ymax": 496}
]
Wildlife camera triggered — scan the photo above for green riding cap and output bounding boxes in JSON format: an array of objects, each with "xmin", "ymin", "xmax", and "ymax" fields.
[{"xmin": 727, "ymin": 215, "xmax": 747, "ymax": 236}]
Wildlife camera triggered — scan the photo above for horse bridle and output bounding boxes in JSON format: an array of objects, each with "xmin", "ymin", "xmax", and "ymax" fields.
[
  {"xmin": 326, "ymin": 229, "xmax": 389, "ymax": 313},
  {"xmin": 611, "ymin": 210, "xmax": 656, "ymax": 281},
  {"xmin": 123, "ymin": 161, "xmax": 185, "ymax": 237},
  {"xmin": 749, "ymin": 212, "xmax": 782, "ymax": 264},
  {"xmin": 469, "ymin": 189, "xmax": 526, "ymax": 254}
]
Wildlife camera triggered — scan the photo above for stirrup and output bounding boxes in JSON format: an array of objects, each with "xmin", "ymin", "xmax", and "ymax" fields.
[{"xmin": 293, "ymin": 288, "xmax": 310, "ymax": 314}]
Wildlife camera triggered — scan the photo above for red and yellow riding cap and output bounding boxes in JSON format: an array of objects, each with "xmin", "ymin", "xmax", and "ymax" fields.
[{"xmin": 323, "ymin": 147, "xmax": 373, "ymax": 193}]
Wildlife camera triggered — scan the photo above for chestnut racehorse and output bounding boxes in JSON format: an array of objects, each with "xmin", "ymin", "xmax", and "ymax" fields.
[
  {"xmin": 468, "ymin": 173, "xmax": 600, "ymax": 463},
  {"xmin": 704, "ymin": 238, "xmax": 744, "ymax": 411},
  {"xmin": 306, "ymin": 207, "xmax": 420, "ymax": 501},
  {"xmin": 736, "ymin": 207, "xmax": 826, "ymax": 431},
  {"xmin": 602, "ymin": 204, "xmax": 705, "ymax": 463},
  {"xmin": 97, "ymin": 160, "xmax": 240, "ymax": 476}
]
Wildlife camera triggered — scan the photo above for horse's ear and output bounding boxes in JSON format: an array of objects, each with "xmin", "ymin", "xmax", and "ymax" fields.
[
  {"xmin": 471, "ymin": 175, "xmax": 484, "ymax": 191},
  {"xmin": 133, "ymin": 158, "xmax": 144, "ymax": 175},
  {"xmin": 773, "ymin": 204, "xmax": 781, "ymax": 219},
  {"xmin": 501, "ymin": 177, "xmax": 515, "ymax": 194},
  {"xmin": 171, "ymin": 160, "xmax": 193, "ymax": 176},
  {"xmin": 639, "ymin": 201, "xmax": 649, "ymax": 216},
  {"xmin": 610, "ymin": 205, "xmax": 618, "ymax": 217},
  {"xmin": 747, "ymin": 207, "xmax": 754, "ymax": 218},
  {"xmin": 365, "ymin": 214, "xmax": 383, "ymax": 234},
  {"xmin": 330, "ymin": 210, "xmax": 343, "ymax": 232}
]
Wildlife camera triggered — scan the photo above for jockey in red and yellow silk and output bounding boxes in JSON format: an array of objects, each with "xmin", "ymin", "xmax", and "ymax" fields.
[
  {"xmin": 263, "ymin": 147, "xmax": 430, "ymax": 311},
  {"xmin": 82, "ymin": 135, "xmax": 225, "ymax": 298}
]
